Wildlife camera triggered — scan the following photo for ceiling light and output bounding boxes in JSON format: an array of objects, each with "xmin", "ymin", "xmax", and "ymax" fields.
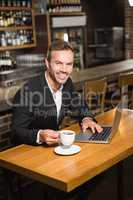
[{"xmin": 128, "ymin": 0, "xmax": 133, "ymax": 6}]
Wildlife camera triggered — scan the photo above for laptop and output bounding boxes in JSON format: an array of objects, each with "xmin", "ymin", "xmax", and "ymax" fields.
[{"xmin": 75, "ymin": 106, "xmax": 122, "ymax": 144}]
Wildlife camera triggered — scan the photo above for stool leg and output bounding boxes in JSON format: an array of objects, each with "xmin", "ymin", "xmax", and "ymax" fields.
[
  {"xmin": 0, "ymin": 168, "xmax": 9, "ymax": 200},
  {"xmin": 15, "ymin": 174, "xmax": 23, "ymax": 200},
  {"xmin": 3, "ymin": 169, "xmax": 14, "ymax": 200},
  {"xmin": 117, "ymin": 161, "xmax": 124, "ymax": 200},
  {"xmin": 2, "ymin": 169, "xmax": 24, "ymax": 200}
]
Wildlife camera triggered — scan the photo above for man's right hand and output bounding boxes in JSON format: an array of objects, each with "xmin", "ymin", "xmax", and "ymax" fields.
[{"xmin": 39, "ymin": 129, "xmax": 59, "ymax": 145}]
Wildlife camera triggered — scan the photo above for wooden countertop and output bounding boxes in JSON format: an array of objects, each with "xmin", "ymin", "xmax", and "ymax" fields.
[
  {"xmin": 71, "ymin": 59, "xmax": 133, "ymax": 84},
  {"xmin": 0, "ymin": 109, "xmax": 133, "ymax": 192}
]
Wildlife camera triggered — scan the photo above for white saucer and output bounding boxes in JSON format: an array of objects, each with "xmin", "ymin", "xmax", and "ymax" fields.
[{"xmin": 54, "ymin": 144, "xmax": 81, "ymax": 156}]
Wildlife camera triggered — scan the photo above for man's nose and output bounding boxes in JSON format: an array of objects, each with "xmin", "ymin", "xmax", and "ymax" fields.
[{"xmin": 61, "ymin": 64, "xmax": 67, "ymax": 72}]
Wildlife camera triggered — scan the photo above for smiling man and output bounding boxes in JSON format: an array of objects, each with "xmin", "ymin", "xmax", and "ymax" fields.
[
  {"xmin": 11, "ymin": 40, "xmax": 102, "ymax": 146},
  {"xmin": 11, "ymin": 40, "xmax": 103, "ymax": 200}
]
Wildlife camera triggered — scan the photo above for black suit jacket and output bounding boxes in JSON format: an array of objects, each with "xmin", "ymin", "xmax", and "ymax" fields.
[{"xmin": 11, "ymin": 74, "xmax": 95, "ymax": 145}]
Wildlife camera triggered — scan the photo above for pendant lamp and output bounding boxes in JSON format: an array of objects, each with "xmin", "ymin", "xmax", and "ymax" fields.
[{"xmin": 128, "ymin": 0, "xmax": 133, "ymax": 6}]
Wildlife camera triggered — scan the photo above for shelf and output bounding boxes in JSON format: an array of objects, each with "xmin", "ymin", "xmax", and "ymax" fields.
[
  {"xmin": 88, "ymin": 44, "xmax": 110, "ymax": 48},
  {"xmin": 0, "ymin": 43, "xmax": 36, "ymax": 51},
  {"xmin": 34, "ymin": 11, "xmax": 86, "ymax": 16},
  {"xmin": 0, "ymin": 7, "xmax": 31, "ymax": 11},
  {"xmin": 0, "ymin": 8, "xmax": 36, "ymax": 51},
  {"xmin": 49, "ymin": 11, "xmax": 86, "ymax": 16},
  {"xmin": 0, "ymin": 26, "xmax": 33, "ymax": 31}
]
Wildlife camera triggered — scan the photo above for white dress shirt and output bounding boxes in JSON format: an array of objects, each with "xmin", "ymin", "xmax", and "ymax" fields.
[{"xmin": 36, "ymin": 72, "xmax": 63, "ymax": 144}]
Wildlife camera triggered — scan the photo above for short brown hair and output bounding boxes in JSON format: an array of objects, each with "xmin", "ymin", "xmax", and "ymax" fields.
[{"xmin": 47, "ymin": 40, "xmax": 74, "ymax": 61}]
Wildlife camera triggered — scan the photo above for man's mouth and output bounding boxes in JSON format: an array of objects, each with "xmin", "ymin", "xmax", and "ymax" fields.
[{"xmin": 57, "ymin": 73, "xmax": 68, "ymax": 80}]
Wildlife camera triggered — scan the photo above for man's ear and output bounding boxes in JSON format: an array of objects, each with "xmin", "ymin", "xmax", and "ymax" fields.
[{"xmin": 45, "ymin": 58, "xmax": 49, "ymax": 69}]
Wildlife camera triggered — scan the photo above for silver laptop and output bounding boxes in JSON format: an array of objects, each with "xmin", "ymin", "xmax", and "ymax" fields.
[{"xmin": 75, "ymin": 107, "xmax": 122, "ymax": 144}]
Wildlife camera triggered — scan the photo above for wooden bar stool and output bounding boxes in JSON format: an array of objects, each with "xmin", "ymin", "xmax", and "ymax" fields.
[
  {"xmin": 84, "ymin": 78, "xmax": 107, "ymax": 115},
  {"xmin": 118, "ymin": 71, "xmax": 133, "ymax": 109}
]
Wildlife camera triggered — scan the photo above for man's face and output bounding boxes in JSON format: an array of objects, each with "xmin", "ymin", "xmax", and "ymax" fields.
[{"xmin": 45, "ymin": 50, "xmax": 74, "ymax": 86}]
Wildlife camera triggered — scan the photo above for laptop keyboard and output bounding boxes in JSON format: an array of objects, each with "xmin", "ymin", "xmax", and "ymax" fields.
[{"xmin": 88, "ymin": 127, "xmax": 112, "ymax": 141}]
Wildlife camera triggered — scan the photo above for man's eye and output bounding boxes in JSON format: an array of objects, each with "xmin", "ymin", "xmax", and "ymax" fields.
[
  {"xmin": 55, "ymin": 62, "xmax": 62, "ymax": 65},
  {"xmin": 66, "ymin": 63, "xmax": 73, "ymax": 67}
]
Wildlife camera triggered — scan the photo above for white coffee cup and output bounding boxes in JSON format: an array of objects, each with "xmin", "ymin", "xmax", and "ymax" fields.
[{"xmin": 59, "ymin": 130, "xmax": 75, "ymax": 148}]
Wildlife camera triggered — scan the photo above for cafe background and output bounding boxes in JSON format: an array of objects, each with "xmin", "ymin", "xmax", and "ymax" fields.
[{"xmin": 0, "ymin": 0, "xmax": 133, "ymax": 200}]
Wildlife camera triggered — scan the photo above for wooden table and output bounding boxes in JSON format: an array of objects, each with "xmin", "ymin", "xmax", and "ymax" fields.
[{"xmin": 0, "ymin": 109, "xmax": 133, "ymax": 193}]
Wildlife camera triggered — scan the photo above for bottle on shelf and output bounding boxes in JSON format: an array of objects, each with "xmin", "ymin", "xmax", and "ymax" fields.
[
  {"xmin": 0, "ymin": 0, "xmax": 32, "ymax": 8},
  {"xmin": 27, "ymin": 0, "xmax": 32, "ymax": 8},
  {"xmin": 0, "ymin": 0, "xmax": 35, "ymax": 50},
  {"xmin": 12, "ymin": 0, "xmax": 17, "ymax": 7},
  {"xmin": 0, "ymin": 12, "xmax": 4, "ymax": 27},
  {"xmin": 1, "ymin": 34, "xmax": 7, "ymax": 47},
  {"xmin": 0, "ymin": 10, "xmax": 32, "ymax": 27},
  {"xmin": 1, "ymin": 0, "xmax": 6, "ymax": 7},
  {"xmin": 0, "ymin": 29, "xmax": 34, "ymax": 47},
  {"xmin": 17, "ymin": 0, "xmax": 21, "ymax": 7},
  {"xmin": 7, "ymin": 0, "xmax": 12, "ymax": 7},
  {"xmin": 47, "ymin": 0, "xmax": 82, "ymax": 13},
  {"xmin": 22, "ymin": 10, "xmax": 32, "ymax": 25},
  {"xmin": 21, "ymin": 0, "xmax": 27, "ymax": 7},
  {"xmin": 0, "ymin": 51, "xmax": 16, "ymax": 71}
]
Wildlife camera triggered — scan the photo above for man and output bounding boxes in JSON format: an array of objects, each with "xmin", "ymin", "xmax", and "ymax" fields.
[
  {"xmin": 11, "ymin": 40, "xmax": 102, "ymax": 146},
  {"xmin": 11, "ymin": 40, "xmax": 103, "ymax": 200}
]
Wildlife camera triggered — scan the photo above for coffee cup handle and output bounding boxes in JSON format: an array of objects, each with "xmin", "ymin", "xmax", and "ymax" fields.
[{"xmin": 57, "ymin": 131, "xmax": 62, "ymax": 146}]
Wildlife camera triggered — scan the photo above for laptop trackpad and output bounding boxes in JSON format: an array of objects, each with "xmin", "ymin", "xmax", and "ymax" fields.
[{"xmin": 75, "ymin": 129, "xmax": 93, "ymax": 142}]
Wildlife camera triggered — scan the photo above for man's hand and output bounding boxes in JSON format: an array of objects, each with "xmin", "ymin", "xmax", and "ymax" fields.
[
  {"xmin": 39, "ymin": 129, "xmax": 59, "ymax": 145},
  {"xmin": 81, "ymin": 117, "xmax": 103, "ymax": 133}
]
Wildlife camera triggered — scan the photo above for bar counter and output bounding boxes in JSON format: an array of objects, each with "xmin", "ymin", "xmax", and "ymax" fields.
[
  {"xmin": 71, "ymin": 59, "xmax": 133, "ymax": 84},
  {"xmin": 0, "ymin": 59, "xmax": 133, "ymax": 108}
]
